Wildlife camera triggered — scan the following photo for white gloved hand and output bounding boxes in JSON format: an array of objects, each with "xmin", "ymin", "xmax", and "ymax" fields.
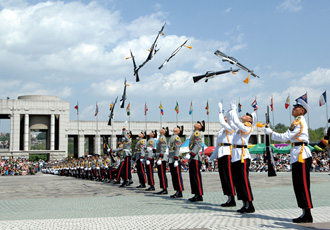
[
  {"xmin": 124, "ymin": 121, "xmax": 128, "ymax": 127},
  {"xmin": 157, "ymin": 160, "xmax": 162, "ymax": 165},
  {"xmin": 140, "ymin": 158, "xmax": 144, "ymax": 163},
  {"xmin": 218, "ymin": 102, "xmax": 223, "ymax": 112},
  {"xmin": 146, "ymin": 160, "xmax": 150, "ymax": 165},
  {"xmin": 185, "ymin": 154, "xmax": 191, "ymax": 160},
  {"xmin": 174, "ymin": 160, "xmax": 179, "ymax": 167},
  {"xmin": 231, "ymin": 100, "xmax": 237, "ymax": 110},
  {"xmin": 264, "ymin": 127, "xmax": 273, "ymax": 135},
  {"xmin": 107, "ymin": 148, "xmax": 111, "ymax": 153}
]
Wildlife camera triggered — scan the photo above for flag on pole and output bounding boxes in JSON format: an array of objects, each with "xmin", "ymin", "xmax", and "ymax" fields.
[
  {"xmin": 251, "ymin": 98, "xmax": 258, "ymax": 111},
  {"xmin": 319, "ymin": 91, "xmax": 327, "ymax": 107},
  {"xmin": 205, "ymin": 101, "xmax": 209, "ymax": 115},
  {"xmin": 270, "ymin": 96, "xmax": 274, "ymax": 112},
  {"xmin": 74, "ymin": 102, "xmax": 79, "ymax": 115},
  {"xmin": 238, "ymin": 102, "xmax": 242, "ymax": 112},
  {"xmin": 94, "ymin": 103, "xmax": 98, "ymax": 116},
  {"xmin": 295, "ymin": 93, "xmax": 308, "ymax": 103},
  {"xmin": 159, "ymin": 103, "xmax": 164, "ymax": 115},
  {"xmin": 126, "ymin": 103, "xmax": 130, "ymax": 116},
  {"xmin": 285, "ymin": 95, "xmax": 290, "ymax": 109},
  {"xmin": 145, "ymin": 103, "xmax": 148, "ymax": 116},
  {"xmin": 174, "ymin": 101, "xmax": 179, "ymax": 114},
  {"xmin": 189, "ymin": 101, "xmax": 193, "ymax": 115}
]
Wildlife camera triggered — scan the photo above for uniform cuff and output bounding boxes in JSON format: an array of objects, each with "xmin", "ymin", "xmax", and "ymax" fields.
[
  {"xmin": 190, "ymin": 152, "xmax": 196, "ymax": 157},
  {"xmin": 147, "ymin": 158, "xmax": 152, "ymax": 160},
  {"xmin": 174, "ymin": 156, "xmax": 179, "ymax": 160}
]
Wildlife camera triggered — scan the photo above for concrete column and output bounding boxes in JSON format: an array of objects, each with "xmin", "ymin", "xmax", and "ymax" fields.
[
  {"xmin": 213, "ymin": 135, "xmax": 218, "ymax": 147},
  {"xmin": 10, "ymin": 114, "xmax": 13, "ymax": 152},
  {"xmin": 78, "ymin": 135, "xmax": 85, "ymax": 157},
  {"xmin": 50, "ymin": 114, "xmax": 55, "ymax": 150},
  {"xmin": 111, "ymin": 135, "xmax": 117, "ymax": 149},
  {"xmin": 95, "ymin": 135, "xmax": 100, "ymax": 155},
  {"xmin": 257, "ymin": 134, "xmax": 261, "ymax": 144},
  {"xmin": 24, "ymin": 114, "xmax": 29, "ymax": 151}
]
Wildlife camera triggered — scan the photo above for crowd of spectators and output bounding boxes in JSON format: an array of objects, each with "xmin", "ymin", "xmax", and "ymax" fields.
[{"xmin": 0, "ymin": 158, "xmax": 43, "ymax": 176}]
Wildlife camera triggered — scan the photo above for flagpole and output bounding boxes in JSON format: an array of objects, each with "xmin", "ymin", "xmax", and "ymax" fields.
[
  {"xmin": 77, "ymin": 101, "xmax": 79, "ymax": 146},
  {"xmin": 145, "ymin": 102, "xmax": 147, "ymax": 132},
  {"xmin": 289, "ymin": 93, "xmax": 292, "ymax": 125},
  {"xmin": 191, "ymin": 101, "xmax": 194, "ymax": 130},
  {"xmin": 160, "ymin": 101, "xmax": 162, "ymax": 129},
  {"xmin": 272, "ymin": 95, "xmax": 275, "ymax": 126},
  {"xmin": 96, "ymin": 102, "xmax": 98, "ymax": 135},
  {"xmin": 326, "ymin": 90, "xmax": 329, "ymax": 129},
  {"xmin": 208, "ymin": 113, "xmax": 210, "ymax": 146}
]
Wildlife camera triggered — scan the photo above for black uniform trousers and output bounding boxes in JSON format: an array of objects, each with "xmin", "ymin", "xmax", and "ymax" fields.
[
  {"xmin": 169, "ymin": 162, "xmax": 184, "ymax": 192},
  {"xmin": 292, "ymin": 157, "xmax": 313, "ymax": 209},
  {"xmin": 145, "ymin": 159, "xmax": 155, "ymax": 186},
  {"xmin": 121, "ymin": 156, "xmax": 132, "ymax": 181},
  {"xmin": 218, "ymin": 155, "xmax": 236, "ymax": 196},
  {"xmin": 136, "ymin": 159, "xmax": 146, "ymax": 185},
  {"xmin": 232, "ymin": 159, "xmax": 253, "ymax": 201},
  {"xmin": 189, "ymin": 159, "xmax": 203, "ymax": 196},
  {"xmin": 116, "ymin": 161, "xmax": 124, "ymax": 182},
  {"xmin": 157, "ymin": 161, "xmax": 168, "ymax": 189}
]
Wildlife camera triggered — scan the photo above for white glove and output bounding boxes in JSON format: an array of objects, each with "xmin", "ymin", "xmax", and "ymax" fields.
[
  {"xmin": 218, "ymin": 102, "xmax": 223, "ymax": 112},
  {"xmin": 264, "ymin": 127, "xmax": 273, "ymax": 135},
  {"xmin": 185, "ymin": 154, "xmax": 191, "ymax": 160},
  {"xmin": 146, "ymin": 160, "xmax": 150, "ymax": 165},
  {"xmin": 231, "ymin": 100, "xmax": 237, "ymax": 110},
  {"xmin": 174, "ymin": 160, "xmax": 179, "ymax": 167},
  {"xmin": 107, "ymin": 148, "xmax": 110, "ymax": 153},
  {"xmin": 140, "ymin": 158, "xmax": 144, "ymax": 163},
  {"xmin": 157, "ymin": 160, "xmax": 162, "ymax": 165},
  {"xmin": 124, "ymin": 121, "xmax": 128, "ymax": 127}
]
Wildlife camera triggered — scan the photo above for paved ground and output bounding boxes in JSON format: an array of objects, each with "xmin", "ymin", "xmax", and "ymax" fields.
[{"xmin": 1, "ymin": 172, "xmax": 330, "ymax": 229}]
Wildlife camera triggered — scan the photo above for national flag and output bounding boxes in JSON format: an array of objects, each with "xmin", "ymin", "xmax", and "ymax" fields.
[
  {"xmin": 285, "ymin": 95, "xmax": 290, "ymax": 109},
  {"xmin": 251, "ymin": 98, "xmax": 258, "ymax": 111},
  {"xmin": 295, "ymin": 93, "xmax": 308, "ymax": 103},
  {"xmin": 174, "ymin": 101, "xmax": 179, "ymax": 114},
  {"xmin": 145, "ymin": 103, "xmax": 148, "ymax": 116},
  {"xmin": 205, "ymin": 101, "xmax": 209, "ymax": 115},
  {"xmin": 270, "ymin": 96, "xmax": 274, "ymax": 112},
  {"xmin": 319, "ymin": 91, "xmax": 327, "ymax": 107},
  {"xmin": 238, "ymin": 102, "xmax": 242, "ymax": 112},
  {"xmin": 94, "ymin": 103, "xmax": 98, "ymax": 116},
  {"xmin": 159, "ymin": 103, "xmax": 164, "ymax": 115},
  {"xmin": 189, "ymin": 101, "xmax": 193, "ymax": 115},
  {"xmin": 126, "ymin": 103, "xmax": 130, "ymax": 116},
  {"xmin": 74, "ymin": 102, "xmax": 79, "ymax": 115}
]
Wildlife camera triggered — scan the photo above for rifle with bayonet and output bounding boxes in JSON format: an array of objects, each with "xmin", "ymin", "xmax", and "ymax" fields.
[
  {"xmin": 265, "ymin": 106, "xmax": 277, "ymax": 177},
  {"xmin": 193, "ymin": 68, "xmax": 239, "ymax": 83}
]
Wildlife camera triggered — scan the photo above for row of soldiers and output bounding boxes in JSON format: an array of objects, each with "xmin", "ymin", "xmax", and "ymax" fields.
[{"xmin": 44, "ymin": 98, "xmax": 315, "ymax": 223}]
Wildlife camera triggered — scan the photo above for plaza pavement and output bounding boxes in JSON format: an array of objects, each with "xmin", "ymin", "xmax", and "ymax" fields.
[{"xmin": 0, "ymin": 172, "xmax": 330, "ymax": 230}]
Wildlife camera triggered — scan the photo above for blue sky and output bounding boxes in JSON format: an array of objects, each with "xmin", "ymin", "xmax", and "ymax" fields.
[{"xmin": 0, "ymin": 0, "xmax": 330, "ymax": 133}]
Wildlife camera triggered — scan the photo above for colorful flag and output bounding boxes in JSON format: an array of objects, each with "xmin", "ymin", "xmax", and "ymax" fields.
[
  {"xmin": 159, "ymin": 103, "xmax": 164, "ymax": 115},
  {"xmin": 319, "ymin": 91, "xmax": 327, "ymax": 107},
  {"xmin": 238, "ymin": 102, "xmax": 242, "ymax": 112},
  {"xmin": 270, "ymin": 96, "xmax": 274, "ymax": 112},
  {"xmin": 74, "ymin": 102, "xmax": 79, "ymax": 115},
  {"xmin": 285, "ymin": 95, "xmax": 290, "ymax": 109},
  {"xmin": 189, "ymin": 101, "xmax": 193, "ymax": 115},
  {"xmin": 205, "ymin": 101, "xmax": 209, "ymax": 115},
  {"xmin": 126, "ymin": 103, "xmax": 130, "ymax": 116},
  {"xmin": 94, "ymin": 103, "xmax": 98, "ymax": 116},
  {"xmin": 174, "ymin": 101, "xmax": 179, "ymax": 114},
  {"xmin": 295, "ymin": 93, "xmax": 308, "ymax": 103},
  {"xmin": 145, "ymin": 103, "xmax": 148, "ymax": 116},
  {"xmin": 251, "ymin": 98, "xmax": 258, "ymax": 111}
]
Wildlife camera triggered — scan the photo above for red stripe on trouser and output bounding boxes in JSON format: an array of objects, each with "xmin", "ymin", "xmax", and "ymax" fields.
[
  {"xmin": 126, "ymin": 157, "xmax": 129, "ymax": 180},
  {"xmin": 243, "ymin": 160, "xmax": 252, "ymax": 201},
  {"xmin": 117, "ymin": 163, "xmax": 124, "ymax": 181},
  {"xmin": 195, "ymin": 160, "xmax": 202, "ymax": 195},
  {"xmin": 302, "ymin": 162, "xmax": 312, "ymax": 209},
  {"xmin": 228, "ymin": 155, "xmax": 235, "ymax": 196},
  {"xmin": 161, "ymin": 163, "xmax": 166, "ymax": 189},
  {"xmin": 149, "ymin": 164, "xmax": 154, "ymax": 185},
  {"xmin": 177, "ymin": 165, "xmax": 182, "ymax": 191},
  {"xmin": 141, "ymin": 161, "xmax": 146, "ymax": 182}
]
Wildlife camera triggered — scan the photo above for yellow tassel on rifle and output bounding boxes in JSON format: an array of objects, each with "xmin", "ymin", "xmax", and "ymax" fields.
[
  {"xmin": 125, "ymin": 84, "xmax": 130, "ymax": 86},
  {"xmin": 125, "ymin": 57, "xmax": 132, "ymax": 60},
  {"xmin": 232, "ymin": 71, "xmax": 237, "ymax": 75},
  {"xmin": 241, "ymin": 148, "xmax": 245, "ymax": 163},
  {"xmin": 298, "ymin": 144, "xmax": 305, "ymax": 163},
  {"xmin": 184, "ymin": 45, "xmax": 192, "ymax": 49},
  {"xmin": 256, "ymin": 122, "xmax": 267, "ymax": 128},
  {"xmin": 243, "ymin": 73, "xmax": 251, "ymax": 84}
]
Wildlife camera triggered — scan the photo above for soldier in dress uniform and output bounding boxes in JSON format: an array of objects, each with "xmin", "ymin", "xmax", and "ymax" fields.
[
  {"xmin": 145, "ymin": 130, "xmax": 157, "ymax": 191},
  {"xmin": 112, "ymin": 139, "xmax": 124, "ymax": 185},
  {"xmin": 121, "ymin": 123, "xmax": 133, "ymax": 187},
  {"xmin": 94, "ymin": 154, "xmax": 102, "ymax": 181},
  {"xmin": 134, "ymin": 131, "xmax": 147, "ymax": 188},
  {"xmin": 265, "ymin": 99, "xmax": 313, "ymax": 223},
  {"xmin": 228, "ymin": 100, "xmax": 256, "ymax": 213},
  {"xmin": 185, "ymin": 121, "xmax": 204, "ymax": 202},
  {"xmin": 168, "ymin": 125, "xmax": 184, "ymax": 198},
  {"xmin": 155, "ymin": 127, "xmax": 169, "ymax": 195},
  {"xmin": 102, "ymin": 153, "xmax": 111, "ymax": 182},
  {"xmin": 209, "ymin": 102, "xmax": 237, "ymax": 207}
]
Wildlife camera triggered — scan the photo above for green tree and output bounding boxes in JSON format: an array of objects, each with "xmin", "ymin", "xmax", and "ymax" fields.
[{"xmin": 37, "ymin": 132, "xmax": 47, "ymax": 140}]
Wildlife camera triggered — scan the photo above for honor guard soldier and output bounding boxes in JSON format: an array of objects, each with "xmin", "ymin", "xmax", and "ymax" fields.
[
  {"xmin": 168, "ymin": 125, "xmax": 184, "ymax": 198},
  {"xmin": 155, "ymin": 127, "xmax": 169, "ymax": 195},
  {"xmin": 134, "ymin": 131, "xmax": 147, "ymax": 188},
  {"xmin": 112, "ymin": 139, "xmax": 124, "ymax": 185},
  {"xmin": 102, "ymin": 153, "xmax": 111, "ymax": 182},
  {"xmin": 265, "ymin": 99, "xmax": 313, "ymax": 223},
  {"xmin": 121, "ymin": 122, "xmax": 133, "ymax": 186},
  {"xmin": 145, "ymin": 130, "xmax": 157, "ymax": 191},
  {"xmin": 209, "ymin": 102, "xmax": 236, "ymax": 207},
  {"xmin": 185, "ymin": 121, "xmax": 204, "ymax": 202},
  {"xmin": 95, "ymin": 154, "xmax": 102, "ymax": 181},
  {"xmin": 228, "ymin": 100, "xmax": 256, "ymax": 213}
]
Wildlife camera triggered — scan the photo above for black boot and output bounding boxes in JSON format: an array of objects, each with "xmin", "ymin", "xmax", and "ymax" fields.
[
  {"xmin": 119, "ymin": 182, "xmax": 126, "ymax": 187},
  {"xmin": 221, "ymin": 196, "xmax": 236, "ymax": 207},
  {"xmin": 237, "ymin": 201, "xmax": 247, "ymax": 213},
  {"xmin": 189, "ymin": 195, "xmax": 203, "ymax": 202},
  {"xmin": 145, "ymin": 185, "xmax": 155, "ymax": 191},
  {"xmin": 293, "ymin": 209, "xmax": 313, "ymax": 223},
  {"xmin": 244, "ymin": 201, "xmax": 255, "ymax": 213},
  {"xmin": 156, "ymin": 189, "xmax": 168, "ymax": 194}
]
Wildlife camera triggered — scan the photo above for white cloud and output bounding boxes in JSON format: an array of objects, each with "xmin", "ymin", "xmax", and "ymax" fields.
[
  {"xmin": 225, "ymin": 7, "xmax": 232, "ymax": 13},
  {"xmin": 277, "ymin": 0, "xmax": 302, "ymax": 12}
]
